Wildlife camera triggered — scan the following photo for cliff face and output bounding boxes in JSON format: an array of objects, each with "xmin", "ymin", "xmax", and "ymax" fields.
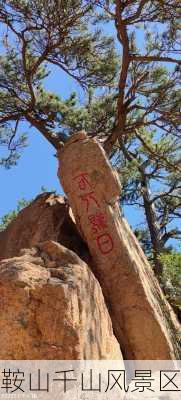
[
  {"xmin": 0, "ymin": 194, "xmax": 121, "ymax": 360},
  {"xmin": 0, "ymin": 192, "xmax": 180, "ymax": 360}
]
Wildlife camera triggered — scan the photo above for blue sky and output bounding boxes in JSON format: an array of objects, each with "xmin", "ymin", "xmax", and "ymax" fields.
[
  {"xmin": 0, "ymin": 62, "xmax": 144, "ymax": 230},
  {"xmin": 0, "ymin": 17, "xmax": 179, "ymax": 245},
  {"xmin": 0, "ymin": 18, "xmax": 144, "ymax": 231}
]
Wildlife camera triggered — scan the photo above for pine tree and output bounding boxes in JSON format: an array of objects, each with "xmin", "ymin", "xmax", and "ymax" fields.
[
  {"xmin": 0, "ymin": 0, "xmax": 118, "ymax": 165},
  {"xmin": 0, "ymin": 1, "xmax": 180, "ymax": 278}
]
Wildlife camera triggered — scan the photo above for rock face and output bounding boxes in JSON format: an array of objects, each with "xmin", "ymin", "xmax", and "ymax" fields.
[
  {"xmin": 0, "ymin": 174, "xmax": 180, "ymax": 361},
  {"xmin": 0, "ymin": 241, "xmax": 122, "ymax": 360},
  {"xmin": 58, "ymin": 131, "xmax": 180, "ymax": 360},
  {"xmin": 0, "ymin": 193, "xmax": 88, "ymax": 261}
]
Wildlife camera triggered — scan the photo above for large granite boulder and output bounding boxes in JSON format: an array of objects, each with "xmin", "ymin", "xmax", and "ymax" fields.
[{"xmin": 0, "ymin": 241, "xmax": 122, "ymax": 360}]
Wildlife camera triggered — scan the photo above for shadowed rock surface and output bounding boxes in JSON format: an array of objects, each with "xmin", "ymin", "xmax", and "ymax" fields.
[{"xmin": 0, "ymin": 193, "xmax": 89, "ymax": 261}]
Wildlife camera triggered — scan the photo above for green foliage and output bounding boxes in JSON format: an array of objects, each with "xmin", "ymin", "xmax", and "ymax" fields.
[
  {"xmin": 134, "ymin": 228, "xmax": 152, "ymax": 257},
  {"xmin": 161, "ymin": 251, "xmax": 181, "ymax": 288},
  {"xmin": 115, "ymin": 121, "xmax": 181, "ymax": 258},
  {"xmin": 0, "ymin": 0, "xmax": 180, "ymax": 276},
  {"xmin": 0, "ymin": 0, "xmax": 118, "ymax": 163},
  {"xmin": 0, "ymin": 186, "xmax": 52, "ymax": 231},
  {"xmin": 54, "ymin": 92, "xmax": 117, "ymax": 136},
  {"xmin": 0, "ymin": 198, "xmax": 30, "ymax": 231},
  {"xmin": 0, "ymin": 124, "xmax": 28, "ymax": 168},
  {"xmin": 160, "ymin": 251, "xmax": 181, "ymax": 312}
]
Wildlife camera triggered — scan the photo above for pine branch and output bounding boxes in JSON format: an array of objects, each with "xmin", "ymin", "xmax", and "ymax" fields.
[{"xmin": 131, "ymin": 55, "xmax": 181, "ymax": 65}]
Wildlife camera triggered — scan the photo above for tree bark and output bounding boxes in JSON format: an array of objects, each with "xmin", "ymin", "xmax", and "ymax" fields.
[{"xmin": 141, "ymin": 172, "xmax": 164, "ymax": 277}]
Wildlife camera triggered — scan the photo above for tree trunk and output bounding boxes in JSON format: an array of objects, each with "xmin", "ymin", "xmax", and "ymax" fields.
[{"xmin": 141, "ymin": 172, "xmax": 164, "ymax": 277}]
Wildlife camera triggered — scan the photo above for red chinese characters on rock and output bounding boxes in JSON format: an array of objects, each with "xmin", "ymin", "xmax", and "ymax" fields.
[
  {"xmin": 96, "ymin": 233, "xmax": 114, "ymax": 255},
  {"xmin": 73, "ymin": 173, "xmax": 91, "ymax": 191},
  {"xmin": 73, "ymin": 172, "xmax": 100, "ymax": 211},
  {"xmin": 88, "ymin": 212, "xmax": 107, "ymax": 234},
  {"xmin": 88, "ymin": 212, "xmax": 114, "ymax": 255},
  {"xmin": 73, "ymin": 171, "xmax": 114, "ymax": 255},
  {"xmin": 80, "ymin": 192, "xmax": 100, "ymax": 212}
]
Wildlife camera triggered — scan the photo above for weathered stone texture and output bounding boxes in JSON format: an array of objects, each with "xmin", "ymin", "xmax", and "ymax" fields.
[
  {"xmin": 58, "ymin": 131, "xmax": 180, "ymax": 360},
  {"xmin": 0, "ymin": 241, "xmax": 122, "ymax": 360},
  {"xmin": 0, "ymin": 193, "xmax": 88, "ymax": 261},
  {"xmin": 0, "ymin": 133, "xmax": 180, "ymax": 362}
]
